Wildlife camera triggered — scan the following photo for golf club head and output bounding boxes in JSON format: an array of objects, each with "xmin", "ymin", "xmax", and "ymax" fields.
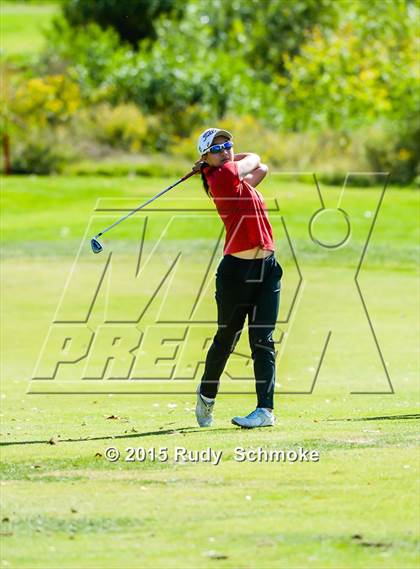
[{"xmin": 91, "ymin": 238, "xmax": 103, "ymax": 254}]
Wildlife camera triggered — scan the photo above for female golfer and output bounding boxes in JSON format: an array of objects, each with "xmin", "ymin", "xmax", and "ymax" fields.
[{"xmin": 194, "ymin": 128, "xmax": 283, "ymax": 428}]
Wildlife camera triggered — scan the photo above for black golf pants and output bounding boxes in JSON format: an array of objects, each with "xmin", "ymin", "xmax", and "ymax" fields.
[{"xmin": 199, "ymin": 253, "xmax": 283, "ymax": 409}]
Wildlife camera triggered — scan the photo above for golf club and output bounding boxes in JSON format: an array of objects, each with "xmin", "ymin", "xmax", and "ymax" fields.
[{"xmin": 90, "ymin": 168, "xmax": 199, "ymax": 253}]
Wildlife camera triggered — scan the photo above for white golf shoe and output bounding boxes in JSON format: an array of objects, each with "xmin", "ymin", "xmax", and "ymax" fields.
[
  {"xmin": 231, "ymin": 408, "xmax": 275, "ymax": 428},
  {"xmin": 195, "ymin": 387, "xmax": 214, "ymax": 427}
]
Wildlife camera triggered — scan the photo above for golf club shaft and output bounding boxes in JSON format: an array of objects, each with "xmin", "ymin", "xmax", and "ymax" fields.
[{"xmin": 95, "ymin": 169, "xmax": 197, "ymax": 239}]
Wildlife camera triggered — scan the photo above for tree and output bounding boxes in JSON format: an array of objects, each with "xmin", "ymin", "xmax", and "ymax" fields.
[
  {"xmin": 281, "ymin": 0, "xmax": 420, "ymax": 130},
  {"xmin": 62, "ymin": 0, "xmax": 183, "ymax": 47},
  {"xmin": 191, "ymin": 0, "xmax": 339, "ymax": 76}
]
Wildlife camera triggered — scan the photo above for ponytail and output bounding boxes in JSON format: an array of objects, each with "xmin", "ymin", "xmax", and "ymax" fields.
[{"xmin": 200, "ymin": 163, "xmax": 212, "ymax": 198}]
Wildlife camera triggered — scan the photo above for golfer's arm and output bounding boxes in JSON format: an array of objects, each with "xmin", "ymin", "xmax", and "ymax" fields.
[
  {"xmin": 234, "ymin": 153, "xmax": 252, "ymax": 161},
  {"xmin": 243, "ymin": 164, "xmax": 268, "ymax": 187},
  {"xmin": 235, "ymin": 153, "xmax": 261, "ymax": 180}
]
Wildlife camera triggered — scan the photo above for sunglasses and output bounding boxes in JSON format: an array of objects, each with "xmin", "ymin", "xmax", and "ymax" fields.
[{"xmin": 207, "ymin": 140, "xmax": 234, "ymax": 154}]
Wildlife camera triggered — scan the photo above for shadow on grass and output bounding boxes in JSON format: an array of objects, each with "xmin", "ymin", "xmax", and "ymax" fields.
[
  {"xmin": 328, "ymin": 413, "xmax": 420, "ymax": 422},
  {"xmin": 0, "ymin": 426, "xmax": 237, "ymax": 447}
]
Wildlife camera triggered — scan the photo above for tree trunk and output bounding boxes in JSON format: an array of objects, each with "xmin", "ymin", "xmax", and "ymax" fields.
[{"xmin": 3, "ymin": 132, "xmax": 11, "ymax": 175}]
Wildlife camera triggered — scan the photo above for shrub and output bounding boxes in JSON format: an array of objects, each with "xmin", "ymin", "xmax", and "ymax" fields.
[
  {"xmin": 11, "ymin": 74, "xmax": 81, "ymax": 127},
  {"xmin": 41, "ymin": 15, "xmax": 286, "ymax": 129},
  {"xmin": 167, "ymin": 116, "xmax": 418, "ymax": 186},
  {"xmin": 41, "ymin": 19, "xmax": 126, "ymax": 100},
  {"xmin": 10, "ymin": 130, "xmax": 76, "ymax": 174},
  {"xmin": 87, "ymin": 103, "xmax": 148, "ymax": 152},
  {"xmin": 2, "ymin": 72, "xmax": 82, "ymax": 174},
  {"xmin": 62, "ymin": 0, "xmax": 182, "ymax": 47},
  {"xmin": 364, "ymin": 119, "xmax": 420, "ymax": 186},
  {"xmin": 282, "ymin": 1, "xmax": 419, "ymax": 132}
]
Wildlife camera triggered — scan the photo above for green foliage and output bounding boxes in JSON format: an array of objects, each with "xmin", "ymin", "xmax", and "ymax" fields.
[
  {"xmin": 1, "ymin": 70, "xmax": 82, "ymax": 174},
  {"xmin": 85, "ymin": 103, "xmax": 148, "ymax": 152},
  {"xmin": 364, "ymin": 120, "xmax": 420, "ymax": 186},
  {"xmin": 101, "ymin": 0, "xmax": 336, "ymax": 127},
  {"xmin": 182, "ymin": 0, "xmax": 338, "ymax": 75},
  {"xmin": 41, "ymin": 19, "xmax": 126, "ymax": 99},
  {"xmin": 60, "ymin": 0, "xmax": 338, "ymax": 74},
  {"xmin": 169, "ymin": 115, "xmax": 419, "ymax": 187},
  {"xmin": 42, "ymin": 11, "xmax": 286, "ymax": 130},
  {"xmin": 10, "ymin": 129, "xmax": 75, "ymax": 174},
  {"xmin": 282, "ymin": 0, "xmax": 420, "ymax": 130},
  {"xmin": 62, "ymin": 0, "xmax": 182, "ymax": 47},
  {"xmin": 42, "ymin": 1, "xmax": 418, "ymax": 134},
  {"xmin": 274, "ymin": 0, "xmax": 420, "ymax": 184},
  {"xmin": 3, "ymin": 0, "xmax": 419, "ymax": 183},
  {"xmin": 11, "ymin": 74, "xmax": 81, "ymax": 127}
]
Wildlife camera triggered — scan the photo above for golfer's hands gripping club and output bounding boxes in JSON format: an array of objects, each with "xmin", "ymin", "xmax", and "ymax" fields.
[{"xmin": 192, "ymin": 159, "xmax": 205, "ymax": 173}]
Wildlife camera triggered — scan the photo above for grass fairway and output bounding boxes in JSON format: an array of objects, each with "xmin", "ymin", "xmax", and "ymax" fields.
[
  {"xmin": 1, "ymin": 174, "xmax": 419, "ymax": 568},
  {"xmin": 1, "ymin": 2, "xmax": 58, "ymax": 57}
]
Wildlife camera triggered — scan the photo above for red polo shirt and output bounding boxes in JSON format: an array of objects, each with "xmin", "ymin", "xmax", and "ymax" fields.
[{"xmin": 204, "ymin": 161, "xmax": 275, "ymax": 255}]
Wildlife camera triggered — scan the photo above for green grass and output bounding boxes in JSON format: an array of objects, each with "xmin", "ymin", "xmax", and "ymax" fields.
[
  {"xmin": 1, "ymin": 175, "xmax": 419, "ymax": 568},
  {"xmin": 2, "ymin": 175, "xmax": 418, "ymax": 265},
  {"xmin": 0, "ymin": 2, "xmax": 59, "ymax": 57}
]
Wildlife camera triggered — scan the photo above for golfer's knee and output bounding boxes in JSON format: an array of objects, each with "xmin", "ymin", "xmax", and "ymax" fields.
[
  {"xmin": 249, "ymin": 332, "xmax": 275, "ymax": 355},
  {"xmin": 214, "ymin": 329, "xmax": 242, "ymax": 353}
]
